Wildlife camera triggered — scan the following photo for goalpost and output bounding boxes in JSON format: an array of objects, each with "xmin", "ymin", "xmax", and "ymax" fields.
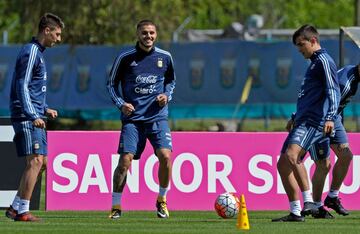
[{"xmin": 339, "ymin": 26, "xmax": 360, "ymax": 67}]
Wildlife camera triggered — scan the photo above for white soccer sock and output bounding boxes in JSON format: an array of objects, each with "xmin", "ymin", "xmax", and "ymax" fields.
[
  {"xmin": 302, "ymin": 190, "xmax": 313, "ymax": 203},
  {"xmin": 11, "ymin": 195, "xmax": 20, "ymax": 211},
  {"xmin": 328, "ymin": 190, "xmax": 339, "ymax": 198},
  {"xmin": 290, "ymin": 200, "xmax": 301, "ymax": 216},
  {"xmin": 159, "ymin": 186, "xmax": 169, "ymax": 197},
  {"xmin": 18, "ymin": 199, "xmax": 30, "ymax": 214},
  {"xmin": 112, "ymin": 192, "xmax": 122, "ymax": 207}
]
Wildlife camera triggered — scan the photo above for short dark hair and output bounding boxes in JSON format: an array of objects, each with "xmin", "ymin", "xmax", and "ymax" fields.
[
  {"xmin": 136, "ymin": 19, "xmax": 156, "ymax": 30},
  {"xmin": 292, "ymin": 24, "xmax": 319, "ymax": 44},
  {"xmin": 38, "ymin": 13, "xmax": 65, "ymax": 33}
]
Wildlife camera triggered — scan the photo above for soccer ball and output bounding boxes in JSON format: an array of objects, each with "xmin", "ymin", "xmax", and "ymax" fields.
[{"xmin": 214, "ymin": 192, "xmax": 240, "ymax": 219}]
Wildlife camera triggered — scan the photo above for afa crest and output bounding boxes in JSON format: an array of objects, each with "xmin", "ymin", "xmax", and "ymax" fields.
[
  {"xmin": 0, "ymin": 64, "xmax": 8, "ymax": 91},
  {"xmin": 77, "ymin": 65, "xmax": 90, "ymax": 92},
  {"xmin": 50, "ymin": 64, "xmax": 64, "ymax": 92},
  {"xmin": 157, "ymin": 58, "xmax": 163, "ymax": 68},
  {"xmin": 220, "ymin": 59, "xmax": 236, "ymax": 89},
  {"xmin": 190, "ymin": 59, "xmax": 204, "ymax": 90},
  {"xmin": 276, "ymin": 58, "xmax": 291, "ymax": 89},
  {"xmin": 248, "ymin": 58, "xmax": 261, "ymax": 88}
]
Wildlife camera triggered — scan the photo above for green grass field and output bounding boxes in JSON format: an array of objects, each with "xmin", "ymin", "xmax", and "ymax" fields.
[{"xmin": 1, "ymin": 210, "xmax": 360, "ymax": 234}]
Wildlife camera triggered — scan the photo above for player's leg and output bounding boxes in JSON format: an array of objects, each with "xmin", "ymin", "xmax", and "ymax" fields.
[
  {"xmin": 324, "ymin": 119, "xmax": 351, "ymax": 216},
  {"xmin": 14, "ymin": 154, "xmax": 44, "ymax": 222},
  {"xmin": 10, "ymin": 121, "xmax": 45, "ymax": 221},
  {"xmin": 110, "ymin": 153, "xmax": 134, "ymax": 219},
  {"xmin": 272, "ymin": 134, "xmax": 305, "ymax": 222},
  {"xmin": 155, "ymin": 148, "xmax": 172, "ymax": 218},
  {"xmin": 308, "ymin": 138, "xmax": 332, "ymax": 209},
  {"xmin": 272, "ymin": 152, "xmax": 304, "ymax": 222},
  {"xmin": 311, "ymin": 158, "xmax": 334, "ymax": 219},
  {"xmin": 324, "ymin": 143, "xmax": 352, "ymax": 215},
  {"xmin": 285, "ymin": 143, "xmax": 318, "ymax": 217},
  {"xmin": 109, "ymin": 122, "xmax": 143, "ymax": 219},
  {"xmin": 148, "ymin": 120, "xmax": 172, "ymax": 218},
  {"xmin": 312, "ymin": 160, "xmax": 329, "ymax": 204}
]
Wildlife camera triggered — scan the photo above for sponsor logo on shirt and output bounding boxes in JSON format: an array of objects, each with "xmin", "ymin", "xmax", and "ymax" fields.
[
  {"xmin": 135, "ymin": 85, "xmax": 156, "ymax": 94},
  {"xmin": 135, "ymin": 75, "xmax": 157, "ymax": 84}
]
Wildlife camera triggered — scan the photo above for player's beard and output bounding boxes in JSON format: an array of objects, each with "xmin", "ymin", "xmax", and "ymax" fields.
[{"xmin": 139, "ymin": 39, "xmax": 153, "ymax": 50}]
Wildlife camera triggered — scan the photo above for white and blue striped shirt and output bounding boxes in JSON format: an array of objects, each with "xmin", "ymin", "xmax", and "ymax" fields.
[{"xmin": 10, "ymin": 38, "xmax": 48, "ymax": 121}]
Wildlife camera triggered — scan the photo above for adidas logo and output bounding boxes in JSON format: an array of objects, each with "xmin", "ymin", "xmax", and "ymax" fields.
[{"xmin": 130, "ymin": 61, "xmax": 138, "ymax": 66}]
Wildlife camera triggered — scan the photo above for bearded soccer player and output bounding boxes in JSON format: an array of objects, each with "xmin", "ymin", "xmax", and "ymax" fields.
[{"xmin": 107, "ymin": 19, "xmax": 176, "ymax": 219}]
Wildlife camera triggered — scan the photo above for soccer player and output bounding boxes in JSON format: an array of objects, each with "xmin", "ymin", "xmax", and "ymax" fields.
[
  {"xmin": 107, "ymin": 19, "xmax": 176, "ymax": 219},
  {"xmin": 5, "ymin": 13, "xmax": 64, "ymax": 221},
  {"xmin": 272, "ymin": 24, "xmax": 340, "ymax": 222},
  {"xmin": 308, "ymin": 64, "xmax": 359, "ymax": 218}
]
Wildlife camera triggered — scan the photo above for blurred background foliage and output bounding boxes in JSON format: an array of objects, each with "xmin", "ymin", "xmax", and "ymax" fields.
[{"xmin": 0, "ymin": 0, "xmax": 356, "ymax": 45}]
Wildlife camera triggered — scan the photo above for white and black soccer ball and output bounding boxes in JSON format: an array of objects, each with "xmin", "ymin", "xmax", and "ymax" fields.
[{"xmin": 214, "ymin": 192, "xmax": 240, "ymax": 219}]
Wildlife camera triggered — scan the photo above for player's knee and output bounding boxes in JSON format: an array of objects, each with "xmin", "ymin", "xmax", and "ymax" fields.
[
  {"xmin": 157, "ymin": 152, "xmax": 171, "ymax": 165},
  {"xmin": 337, "ymin": 144, "xmax": 353, "ymax": 161},
  {"xmin": 27, "ymin": 155, "xmax": 44, "ymax": 170},
  {"xmin": 315, "ymin": 159, "xmax": 331, "ymax": 173},
  {"xmin": 277, "ymin": 155, "xmax": 287, "ymax": 171},
  {"xmin": 285, "ymin": 152, "xmax": 298, "ymax": 166}
]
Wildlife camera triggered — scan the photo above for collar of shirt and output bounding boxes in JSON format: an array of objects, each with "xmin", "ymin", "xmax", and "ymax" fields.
[
  {"xmin": 31, "ymin": 37, "xmax": 46, "ymax": 52},
  {"xmin": 310, "ymin": 48, "xmax": 326, "ymax": 61},
  {"xmin": 135, "ymin": 42, "xmax": 155, "ymax": 55}
]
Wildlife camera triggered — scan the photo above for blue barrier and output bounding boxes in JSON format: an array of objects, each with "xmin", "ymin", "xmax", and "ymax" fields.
[{"xmin": 1, "ymin": 40, "xmax": 359, "ymax": 120}]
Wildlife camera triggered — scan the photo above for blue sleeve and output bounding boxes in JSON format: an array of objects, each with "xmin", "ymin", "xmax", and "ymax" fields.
[
  {"xmin": 164, "ymin": 55, "xmax": 176, "ymax": 102},
  {"xmin": 107, "ymin": 55, "xmax": 125, "ymax": 109},
  {"xmin": 16, "ymin": 48, "xmax": 40, "ymax": 121},
  {"xmin": 322, "ymin": 58, "xmax": 339, "ymax": 121}
]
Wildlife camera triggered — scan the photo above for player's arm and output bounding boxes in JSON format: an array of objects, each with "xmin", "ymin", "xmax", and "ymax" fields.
[
  {"xmin": 16, "ymin": 49, "xmax": 43, "ymax": 125},
  {"xmin": 107, "ymin": 54, "xmax": 127, "ymax": 109},
  {"xmin": 158, "ymin": 55, "xmax": 176, "ymax": 107},
  {"xmin": 286, "ymin": 112, "xmax": 296, "ymax": 132},
  {"xmin": 322, "ymin": 60, "xmax": 339, "ymax": 134},
  {"xmin": 107, "ymin": 54, "xmax": 135, "ymax": 115}
]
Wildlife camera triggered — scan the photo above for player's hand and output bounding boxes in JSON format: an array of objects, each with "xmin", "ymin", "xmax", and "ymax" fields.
[
  {"xmin": 285, "ymin": 119, "xmax": 294, "ymax": 132},
  {"xmin": 121, "ymin": 103, "xmax": 135, "ymax": 116},
  {"xmin": 46, "ymin": 108, "xmax": 58, "ymax": 120},
  {"xmin": 323, "ymin": 120, "xmax": 334, "ymax": 136},
  {"xmin": 33, "ymin": 118, "xmax": 46, "ymax": 129},
  {"xmin": 156, "ymin": 94, "xmax": 168, "ymax": 107}
]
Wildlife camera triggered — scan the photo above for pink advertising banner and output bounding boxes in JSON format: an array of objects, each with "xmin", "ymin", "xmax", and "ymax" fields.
[{"xmin": 47, "ymin": 131, "xmax": 360, "ymax": 211}]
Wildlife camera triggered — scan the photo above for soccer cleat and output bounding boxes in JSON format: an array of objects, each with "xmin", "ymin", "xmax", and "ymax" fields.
[
  {"xmin": 271, "ymin": 213, "xmax": 305, "ymax": 222},
  {"xmin": 156, "ymin": 198, "xmax": 169, "ymax": 218},
  {"xmin": 312, "ymin": 206, "xmax": 334, "ymax": 219},
  {"xmin": 324, "ymin": 196, "xmax": 349, "ymax": 216},
  {"xmin": 108, "ymin": 205, "xmax": 122, "ymax": 219},
  {"xmin": 14, "ymin": 212, "xmax": 41, "ymax": 222},
  {"xmin": 5, "ymin": 205, "xmax": 18, "ymax": 220},
  {"xmin": 301, "ymin": 202, "xmax": 319, "ymax": 216}
]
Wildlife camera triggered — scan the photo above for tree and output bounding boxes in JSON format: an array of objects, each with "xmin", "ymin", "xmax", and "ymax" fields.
[{"xmin": 0, "ymin": 0, "xmax": 355, "ymax": 45}]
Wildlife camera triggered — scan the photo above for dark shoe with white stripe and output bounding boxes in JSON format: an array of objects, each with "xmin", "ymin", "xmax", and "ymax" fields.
[
  {"xmin": 324, "ymin": 196, "xmax": 349, "ymax": 216},
  {"xmin": 301, "ymin": 202, "xmax": 319, "ymax": 216},
  {"xmin": 272, "ymin": 213, "xmax": 305, "ymax": 222},
  {"xmin": 312, "ymin": 206, "xmax": 334, "ymax": 219}
]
